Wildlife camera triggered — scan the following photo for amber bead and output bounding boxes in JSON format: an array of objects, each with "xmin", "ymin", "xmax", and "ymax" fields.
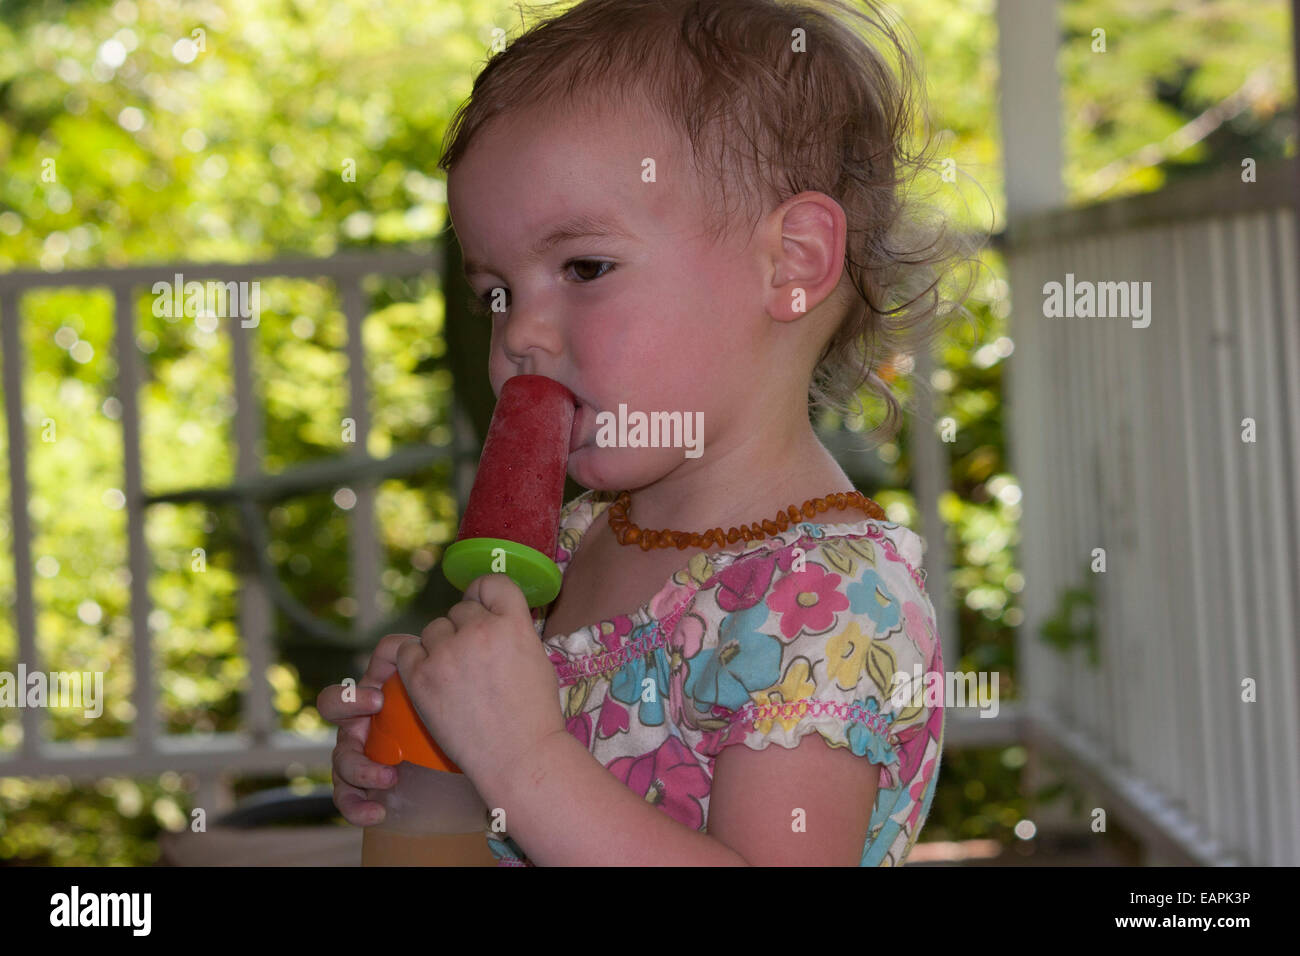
[{"xmin": 607, "ymin": 489, "xmax": 884, "ymax": 550}]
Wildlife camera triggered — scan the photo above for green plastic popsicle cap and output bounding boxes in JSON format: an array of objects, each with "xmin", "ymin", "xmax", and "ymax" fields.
[{"xmin": 442, "ymin": 537, "xmax": 562, "ymax": 608}]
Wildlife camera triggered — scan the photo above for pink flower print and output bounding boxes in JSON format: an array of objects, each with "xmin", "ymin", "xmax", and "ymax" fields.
[
  {"xmin": 597, "ymin": 615, "xmax": 633, "ymax": 655},
  {"xmin": 907, "ymin": 755, "xmax": 937, "ymax": 829},
  {"xmin": 696, "ymin": 725, "xmax": 729, "ymax": 761},
  {"xmin": 670, "ymin": 611, "xmax": 707, "ymax": 661},
  {"xmin": 649, "ymin": 582, "xmax": 692, "ymax": 621},
  {"xmin": 566, "ymin": 711, "xmax": 592, "ymax": 749},
  {"xmin": 766, "ymin": 565, "xmax": 849, "ymax": 639},
  {"xmin": 608, "ymin": 736, "xmax": 712, "ymax": 830},
  {"xmin": 901, "ymin": 601, "xmax": 935, "ymax": 663},
  {"xmin": 892, "ymin": 719, "xmax": 932, "ymax": 786},
  {"xmin": 775, "ymin": 542, "xmax": 804, "ymax": 573},
  {"xmin": 596, "ymin": 695, "xmax": 630, "ymax": 739},
  {"xmin": 712, "ymin": 555, "xmax": 776, "ymax": 612}
]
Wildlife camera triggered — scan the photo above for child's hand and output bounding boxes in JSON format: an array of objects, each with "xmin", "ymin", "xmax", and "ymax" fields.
[
  {"xmin": 396, "ymin": 573, "xmax": 567, "ymax": 801},
  {"xmin": 315, "ymin": 632, "xmax": 412, "ymax": 827}
]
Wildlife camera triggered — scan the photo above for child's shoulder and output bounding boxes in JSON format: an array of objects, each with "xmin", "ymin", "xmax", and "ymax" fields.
[{"xmin": 703, "ymin": 516, "xmax": 931, "ymax": 608}]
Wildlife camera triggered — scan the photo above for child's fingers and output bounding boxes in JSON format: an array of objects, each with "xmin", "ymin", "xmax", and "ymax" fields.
[
  {"xmin": 333, "ymin": 781, "xmax": 387, "ymax": 828},
  {"xmin": 315, "ymin": 634, "xmax": 417, "ymax": 729},
  {"xmin": 315, "ymin": 681, "xmax": 384, "ymax": 725},
  {"xmin": 333, "ymin": 738, "xmax": 398, "ymax": 793},
  {"xmin": 361, "ymin": 633, "xmax": 418, "ymax": 686}
]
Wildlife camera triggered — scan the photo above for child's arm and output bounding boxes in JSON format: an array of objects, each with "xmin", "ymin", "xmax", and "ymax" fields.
[
  {"xmin": 479, "ymin": 730, "xmax": 751, "ymax": 866},
  {"xmin": 707, "ymin": 733, "xmax": 879, "ymax": 865},
  {"xmin": 479, "ymin": 728, "xmax": 877, "ymax": 866}
]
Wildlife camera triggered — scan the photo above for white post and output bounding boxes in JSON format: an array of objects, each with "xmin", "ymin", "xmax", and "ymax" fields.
[
  {"xmin": 909, "ymin": 348, "xmax": 956, "ymax": 679},
  {"xmin": 342, "ymin": 279, "xmax": 380, "ymax": 636},
  {"xmin": 997, "ymin": 0, "xmax": 1066, "ymax": 841},
  {"xmin": 113, "ymin": 286, "xmax": 157, "ymax": 754},
  {"xmin": 996, "ymin": 0, "xmax": 1065, "ymax": 224},
  {"xmin": 230, "ymin": 297, "xmax": 274, "ymax": 743}
]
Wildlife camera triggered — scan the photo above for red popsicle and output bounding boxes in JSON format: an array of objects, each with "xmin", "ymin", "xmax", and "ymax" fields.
[{"xmin": 441, "ymin": 374, "xmax": 577, "ymax": 605}]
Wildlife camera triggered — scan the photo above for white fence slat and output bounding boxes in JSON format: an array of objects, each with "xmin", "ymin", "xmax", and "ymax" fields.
[
  {"xmin": 1210, "ymin": 218, "xmax": 1254, "ymax": 860},
  {"xmin": 1171, "ymin": 225, "xmax": 1215, "ymax": 835},
  {"xmin": 1251, "ymin": 210, "xmax": 1300, "ymax": 865},
  {"xmin": 113, "ymin": 286, "xmax": 156, "ymax": 754},
  {"xmin": 342, "ymin": 278, "xmax": 380, "ymax": 636},
  {"xmin": 1236, "ymin": 212, "xmax": 1278, "ymax": 865},
  {"xmin": 1154, "ymin": 227, "xmax": 1196, "ymax": 808},
  {"xmin": 1267, "ymin": 208, "xmax": 1300, "ymax": 863},
  {"xmin": 228, "ymin": 294, "xmax": 274, "ymax": 743},
  {"xmin": 0, "ymin": 288, "xmax": 42, "ymax": 758}
]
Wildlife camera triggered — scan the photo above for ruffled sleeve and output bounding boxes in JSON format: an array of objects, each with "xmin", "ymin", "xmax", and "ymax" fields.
[{"xmin": 687, "ymin": 522, "xmax": 943, "ymax": 780}]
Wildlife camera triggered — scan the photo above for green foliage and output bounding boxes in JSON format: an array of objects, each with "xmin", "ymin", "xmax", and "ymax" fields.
[{"xmin": 1038, "ymin": 577, "xmax": 1100, "ymax": 669}]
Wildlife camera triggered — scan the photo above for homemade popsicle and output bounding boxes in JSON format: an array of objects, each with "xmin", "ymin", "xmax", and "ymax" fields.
[
  {"xmin": 359, "ymin": 374, "xmax": 576, "ymax": 866},
  {"xmin": 441, "ymin": 373, "xmax": 577, "ymax": 607}
]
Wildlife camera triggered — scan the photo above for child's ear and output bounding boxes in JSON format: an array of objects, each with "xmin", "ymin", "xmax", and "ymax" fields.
[{"xmin": 765, "ymin": 191, "xmax": 847, "ymax": 323}]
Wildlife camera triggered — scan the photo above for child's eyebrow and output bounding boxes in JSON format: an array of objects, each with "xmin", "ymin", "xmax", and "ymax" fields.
[{"xmin": 462, "ymin": 212, "xmax": 636, "ymax": 278}]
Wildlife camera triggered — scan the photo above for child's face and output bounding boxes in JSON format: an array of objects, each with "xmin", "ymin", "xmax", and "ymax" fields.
[{"xmin": 447, "ymin": 97, "xmax": 774, "ymax": 493}]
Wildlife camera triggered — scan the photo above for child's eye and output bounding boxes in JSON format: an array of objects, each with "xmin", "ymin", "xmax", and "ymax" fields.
[
  {"xmin": 566, "ymin": 258, "xmax": 615, "ymax": 282},
  {"xmin": 469, "ymin": 260, "xmax": 613, "ymax": 317}
]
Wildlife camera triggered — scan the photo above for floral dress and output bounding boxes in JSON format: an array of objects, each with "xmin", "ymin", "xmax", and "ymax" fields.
[{"xmin": 484, "ymin": 488, "xmax": 946, "ymax": 866}]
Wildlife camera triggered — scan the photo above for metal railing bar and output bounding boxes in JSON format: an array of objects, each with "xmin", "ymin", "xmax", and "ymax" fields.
[
  {"xmin": 228, "ymin": 290, "xmax": 274, "ymax": 744},
  {"xmin": 142, "ymin": 443, "xmax": 452, "ymax": 506},
  {"xmin": 0, "ymin": 248, "xmax": 439, "ymax": 294},
  {"xmin": 0, "ymin": 731, "xmax": 335, "ymax": 782},
  {"xmin": 341, "ymin": 276, "xmax": 380, "ymax": 636},
  {"xmin": 0, "ymin": 288, "xmax": 43, "ymax": 758},
  {"xmin": 113, "ymin": 287, "xmax": 157, "ymax": 756}
]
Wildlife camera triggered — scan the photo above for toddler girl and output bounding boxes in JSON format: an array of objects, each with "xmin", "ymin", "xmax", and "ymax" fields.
[{"xmin": 320, "ymin": 0, "xmax": 977, "ymax": 866}]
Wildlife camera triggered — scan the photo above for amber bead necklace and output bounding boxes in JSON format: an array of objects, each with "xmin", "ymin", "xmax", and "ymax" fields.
[{"xmin": 607, "ymin": 490, "xmax": 886, "ymax": 551}]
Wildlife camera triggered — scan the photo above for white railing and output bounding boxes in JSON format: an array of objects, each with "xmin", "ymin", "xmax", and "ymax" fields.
[
  {"xmin": 0, "ymin": 249, "xmax": 453, "ymax": 812},
  {"xmin": 1005, "ymin": 157, "xmax": 1300, "ymax": 866}
]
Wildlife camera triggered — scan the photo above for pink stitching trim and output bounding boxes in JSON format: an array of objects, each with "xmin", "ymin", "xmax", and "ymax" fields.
[
  {"xmin": 728, "ymin": 698, "xmax": 893, "ymax": 736},
  {"xmin": 552, "ymin": 594, "xmax": 693, "ymax": 685},
  {"xmin": 553, "ymin": 621, "xmax": 668, "ymax": 684}
]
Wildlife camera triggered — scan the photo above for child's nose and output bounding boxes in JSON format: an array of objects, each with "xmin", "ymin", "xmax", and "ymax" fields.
[{"xmin": 499, "ymin": 299, "xmax": 564, "ymax": 363}]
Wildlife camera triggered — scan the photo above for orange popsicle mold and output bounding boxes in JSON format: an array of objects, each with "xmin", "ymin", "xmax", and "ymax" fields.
[{"xmin": 364, "ymin": 672, "xmax": 463, "ymax": 773}]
